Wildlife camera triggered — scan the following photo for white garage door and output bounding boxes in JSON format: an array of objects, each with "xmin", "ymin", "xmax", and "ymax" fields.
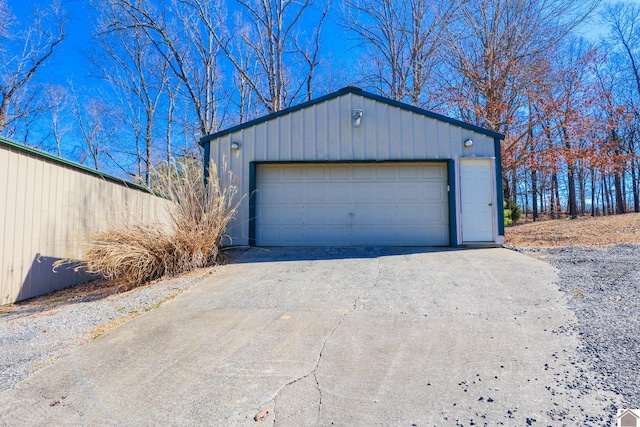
[{"xmin": 255, "ymin": 163, "xmax": 449, "ymax": 246}]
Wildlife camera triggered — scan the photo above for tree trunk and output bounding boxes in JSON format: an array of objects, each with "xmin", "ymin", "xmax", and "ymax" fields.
[
  {"xmin": 633, "ymin": 158, "xmax": 640, "ymax": 212},
  {"xmin": 502, "ymin": 173, "xmax": 510, "ymax": 209},
  {"xmin": 614, "ymin": 172, "xmax": 625, "ymax": 214},
  {"xmin": 604, "ymin": 174, "xmax": 612, "ymax": 215},
  {"xmin": 511, "ymin": 169, "xmax": 518, "ymax": 209},
  {"xmin": 567, "ymin": 166, "xmax": 578, "ymax": 218},
  {"xmin": 551, "ymin": 172, "xmax": 559, "ymax": 219},
  {"xmin": 0, "ymin": 96, "xmax": 9, "ymax": 133},
  {"xmin": 578, "ymin": 167, "xmax": 586, "ymax": 215},
  {"xmin": 531, "ymin": 169, "xmax": 538, "ymax": 221},
  {"xmin": 590, "ymin": 168, "xmax": 596, "ymax": 216},
  {"xmin": 600, "ymin": 175, "xmax": 607, "ymax": 216}
]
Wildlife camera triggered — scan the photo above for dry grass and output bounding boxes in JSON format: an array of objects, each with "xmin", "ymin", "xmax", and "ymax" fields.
[
  {"xmin": 79, "ymin": 161, "xmax": 240, "ymax": 286},
  {"xmin": 505, "ymin": 213, "xmax": 640, "ymax": 248}
]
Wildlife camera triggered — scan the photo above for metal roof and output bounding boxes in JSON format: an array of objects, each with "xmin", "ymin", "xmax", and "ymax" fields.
[{"xmin": 199, "ymin": 86, "xmax": 505, "ymax": 145}]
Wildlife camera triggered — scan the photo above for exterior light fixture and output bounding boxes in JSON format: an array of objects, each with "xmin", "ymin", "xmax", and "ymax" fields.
[
  {"xmin": 231, "ymin": 141, "xmax": 240, "ymax": 150},
  {"xmin": 463, "ymin": 138, "xmax": 473, "ymax": 148},
  {"xmin": 352, "ymin": 109, "xmax": 363, "ymax": 127}
]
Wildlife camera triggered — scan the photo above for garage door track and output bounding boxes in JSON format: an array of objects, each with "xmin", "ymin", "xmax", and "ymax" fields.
[{"xmin": 0, "ymin": 248, "xmax": 613, "ymax": 426}]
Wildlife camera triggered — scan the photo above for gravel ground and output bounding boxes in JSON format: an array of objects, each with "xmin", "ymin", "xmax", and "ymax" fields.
[
  {"xmin": 1, "ymin": 245, "xmax": 638, "ymax": 416},
  {"xmin": 0, "ymin": 268, "xmax": 214, "ymax": 392},
  {"xmin": 511, "ymin": 243, "xmax": 640, "ymax": 409}
]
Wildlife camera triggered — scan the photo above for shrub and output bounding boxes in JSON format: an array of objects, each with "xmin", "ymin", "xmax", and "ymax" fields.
[
  {"xmin": 504, "ymin": 207, "xmax": 513, "ymax": 226},
  {"xmin": 509, "ymin": 202, "xmax": 522, "ymax": 223},
  {"xmin": 503, "ymin": 200, "xmax": 522, "ymax": 226},
  {"xmin": 80, "ymin": 160, "xmax": 240, "ymax": 286}
]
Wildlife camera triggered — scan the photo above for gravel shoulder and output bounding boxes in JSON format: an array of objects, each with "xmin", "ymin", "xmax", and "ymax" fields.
[{"xmin": 510, "ymin": 243, "xmax": 640, "ymax": 409}]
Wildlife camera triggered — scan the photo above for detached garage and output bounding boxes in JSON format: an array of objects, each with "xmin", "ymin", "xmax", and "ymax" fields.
[{"xmin": 201, "ymin": 87, "xmax": 505, "ymax": 247}]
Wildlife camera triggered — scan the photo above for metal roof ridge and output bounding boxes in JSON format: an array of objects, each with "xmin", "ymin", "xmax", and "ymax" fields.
[{"xmin": 199, "ymin": 87, "xmax": 504, "ymax": 145}]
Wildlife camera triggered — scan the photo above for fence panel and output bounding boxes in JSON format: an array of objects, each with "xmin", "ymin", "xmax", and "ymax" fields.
[{"xmin": 0, "ymin": 138, "xmax": 172, "ymax": 305}]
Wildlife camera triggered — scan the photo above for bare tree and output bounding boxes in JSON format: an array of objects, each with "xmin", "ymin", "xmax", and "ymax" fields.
[
  {"xmin": 341, "ymin": 0, "xmax": 455, "ymax": 107},
  {"xmin": 0, "ymin": 1, "xmax": 66, "ymax": 134},
  {"xmin": 216, "ymin": 0, "xmax": 329, "ymax": 114},
  {"xmin": 603, "ymin": 3, "xmax": 640, "ymax": 104},
  {"xmin": 0, "ymin": 1, "xmax": 12, "ymax": 39},
  {"xmin": 41, "ymin": 85, "xmax": 73, "ymax": 156},
  {"xmin": 94, "ymin": 8, "xmax": 171, "ymax": 184},
  {"xmin": 101, "ymin": 0, "xmax": 225, "ymax": 138},
  {"xmin": 71, "ymin": 90, "xmax": 119, "ymax": 171},
  {"xmin": 440, "ymin": 0, "xmax": 598, "ymax": 134},
  {"xmin": 438, "ymin": 0, "xmax": 598, "ymax": 206}
]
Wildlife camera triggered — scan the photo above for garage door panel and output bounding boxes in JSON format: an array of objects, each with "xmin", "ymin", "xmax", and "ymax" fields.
[
  {"xmin": 283, "ymin": 167, "xmax": 303, "ymax": 180},
  {"xmin": 398, "ymin": 165, "xmax": 421, "ymax": 179},
  {"xmin": 280, "ymin": 183, "xmax": 307, "ymax": 200},
  {"xmin": 258, "ymin": 206, "xmax": 282, "ymax": 222},
  {"xmin": 374, "ymin": 183, "xmax": 400, "ymax": 201},
  {"xmin": 304, "ymin": 206, "xmax": 338, "ymax": 222},
  {"xmin": 424, "ymin": 226, "xmax": 448, "ymax": 241},
  {"xmin": 420, "ymin": 164, "xmax": 447, "ymax": 181},
  {"xmin": 396, "ymin": 183, "xmax": 426, "ymax": 201},
  {"xmin": 395, "ymin": 227, "xmax": 428, "ymax": 242},
  {"xmin": 352, "ymin": 166, "xmax": 374, "ymax": 180},
  {"xmin": 375, "ymin": 166, "xmax": 396, "ymax": 179},
  {"xmin": 256, "ymin": 163, "xmax": 449, "ymax": 246},
  {"xmin": 352, "ymin": 185, "xmax": 374, "ymax": 199},
  {"xmin": 395, "ymin": 205, "xmax": 423, "ymax": 222},
  {"xmin": 305, "ymin": 167, "xmax": 326, "ymax": 180},
  {"xmin": 257, "ymin": 205, "xmax": 303, "ymax": 224},
  {"xmin": 259, "ymin": 227, "xmax": 308, "ymax": 245},
  {"xmin": 304, "ymin": 227, "xmax": 349, "ymax": 246},
  {"xmin": 258, "ymin": 167, "xmax": 280, "ymax": 181},
  {"xmin": 426, "ymin": 206, "xmax": 448, "ymax": 222},
  {"xmin": 329, "ymin": 166, "xmax": 348, "ymax": 179},
  {"xmin": 421, "ymin": 182, "xmax": 447, "ymax": 197},
  {"xmin": 303, "ymin": 182, "xmax": 350, "ymax": 202},
  {"xmin": 354, "ymin": 206, "xmax": 396, "ymax": 223}
]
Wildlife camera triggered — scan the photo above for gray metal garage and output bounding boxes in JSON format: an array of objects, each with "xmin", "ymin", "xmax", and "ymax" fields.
[{"xmin": 200, "ymin": 87, "xmax": 504, "ymax": 247}]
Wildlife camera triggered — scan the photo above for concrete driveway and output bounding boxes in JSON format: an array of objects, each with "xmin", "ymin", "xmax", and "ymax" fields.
[{"xmin": 0, "ymin": 248, "xmax": 613, "ymax": 426}]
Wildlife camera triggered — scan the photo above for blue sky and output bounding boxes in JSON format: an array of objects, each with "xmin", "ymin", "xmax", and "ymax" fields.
[
  {"xmin": 7, "ymin": 0, "xmax": 629, "ymax": 92},
  {"xmin": 9, "ymin": 0, "xmax": 93, "ymax": 83},
  {"xmin": 8, "ymin": 0, "xmax": 351, "ymax": 91}
]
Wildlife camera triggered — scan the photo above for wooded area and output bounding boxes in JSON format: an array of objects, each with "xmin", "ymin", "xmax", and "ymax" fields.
[{"xmin": 1, "ymin": 0, "xmax": 640, "ymax": 219}]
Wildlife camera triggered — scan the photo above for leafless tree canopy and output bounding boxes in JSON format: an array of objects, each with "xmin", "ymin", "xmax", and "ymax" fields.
[
  {"xmin": 341, "ymin": 0, "xmax": 454, "ymax": 107},
  {"xmin": 0, "ymin": 1, "xmax": 66, "ymax": 135},
  {"xmin": 219, "ymin": 0, "xmax": 328, "ymax": 115}
]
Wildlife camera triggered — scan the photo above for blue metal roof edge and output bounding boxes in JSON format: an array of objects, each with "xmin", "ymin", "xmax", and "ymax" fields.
[{"xmin": 199, "ymin": 86, "xmax": 505, "ymax": 145}]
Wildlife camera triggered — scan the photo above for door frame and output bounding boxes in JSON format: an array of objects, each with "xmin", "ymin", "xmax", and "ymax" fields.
[
  {"xmin": 249, "ymin": 160, "xmax": 457, "ymax": 246},
  {"xmin": 457, "ymin": 158, "xmax": 497, "ymax": 244}
]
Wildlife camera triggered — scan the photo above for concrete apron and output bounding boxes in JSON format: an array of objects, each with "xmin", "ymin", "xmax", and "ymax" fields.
[{"xmin": 0, "ymin": 248, "xmax": 614, "ymax": 426}]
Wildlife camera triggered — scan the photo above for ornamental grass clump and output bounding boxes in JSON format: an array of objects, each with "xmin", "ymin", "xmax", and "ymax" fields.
[{"xmin": 81, "ymin": 160, "xmax": 239, "ymax": 286}]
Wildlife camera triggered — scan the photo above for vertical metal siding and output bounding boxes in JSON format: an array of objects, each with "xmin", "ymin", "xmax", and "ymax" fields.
[
  {"xmin": 0, "ymin": 143, "xmax": 171, "ymax": 305},
  {"xmin": 207, "ymin": 92, "xmax": 498, "ymax": 245}
]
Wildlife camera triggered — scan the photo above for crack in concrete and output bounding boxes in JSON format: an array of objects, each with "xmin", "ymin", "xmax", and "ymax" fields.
[
  {"xmin": 353, "ymin": 258, "xmax": 382, "ymax": 311},
  {"xmin": 313, "ymin": 372, "xmax": 322, "ymax": 424},
  {"xmin": 259, "ymin": 257, "xmax": 384, "ymax": 424}
]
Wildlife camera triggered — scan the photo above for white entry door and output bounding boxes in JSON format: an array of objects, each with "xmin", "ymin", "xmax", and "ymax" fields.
[{"xmin": 460, "ymin": 159, "xmax": 495, "ymax": 242}]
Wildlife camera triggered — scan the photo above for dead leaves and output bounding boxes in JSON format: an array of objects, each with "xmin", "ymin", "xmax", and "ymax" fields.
[{"xmin": 505, "ymin": 214, "xmax": 640, "ymax": 248}]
